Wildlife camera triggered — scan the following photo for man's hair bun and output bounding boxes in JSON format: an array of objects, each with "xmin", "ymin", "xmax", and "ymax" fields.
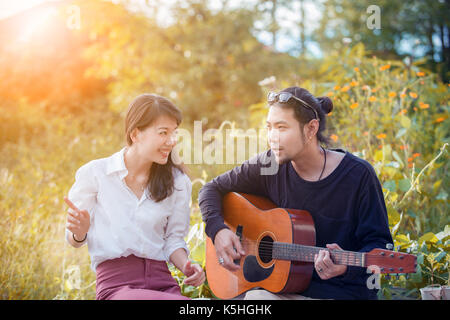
[{"xmin": 316, "ymin": 96, "xmax": 333, "ymax": 114}]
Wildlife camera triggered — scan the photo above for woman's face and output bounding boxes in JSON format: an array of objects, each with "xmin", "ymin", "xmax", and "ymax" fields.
[{"xmin": 132, "ymin": 115, "xmax": 179, "ymax": 165}]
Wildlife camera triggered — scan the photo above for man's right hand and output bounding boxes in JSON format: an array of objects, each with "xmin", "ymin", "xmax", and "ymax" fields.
[{"xmin": 214, "ymin": 228, "xmax": 245, "ymax": 271}]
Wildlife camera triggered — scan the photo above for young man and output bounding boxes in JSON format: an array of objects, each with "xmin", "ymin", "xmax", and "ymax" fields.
[{"xmin": 198, "ymin": 86, "xmax": 393, "ymax": 300}]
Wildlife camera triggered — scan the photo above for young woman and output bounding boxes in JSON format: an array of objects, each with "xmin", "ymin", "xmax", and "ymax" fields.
[{"xmin": 64, "ymin": 93, "xmax": 205, "ymax": 300}]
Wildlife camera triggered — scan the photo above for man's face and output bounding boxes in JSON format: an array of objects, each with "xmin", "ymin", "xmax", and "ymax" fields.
[{"xmin": 266, "ymin": 105, "xmax": 306, "ymax": 164}]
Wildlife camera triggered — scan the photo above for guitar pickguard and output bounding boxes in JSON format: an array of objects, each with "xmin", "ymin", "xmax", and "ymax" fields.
[{"xmin": 243, "ymin": 255, "xmax": 274, "ymax": 282}]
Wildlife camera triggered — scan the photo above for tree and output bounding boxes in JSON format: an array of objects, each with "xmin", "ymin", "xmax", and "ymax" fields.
[
  {"xmin": 82, "ymin": 0, "xmax": 299, "ymax": 125},
  {"xmin": 315, "ymin": 0, "xmax": 450, "ymax": 81}
]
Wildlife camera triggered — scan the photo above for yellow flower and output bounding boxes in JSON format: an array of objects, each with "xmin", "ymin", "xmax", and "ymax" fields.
[
  {"xmin": 409, "ymin": 92, "xmax": 418, "ymax": 99},
  {"xmin": 330, "ymin": 134, "xmax": 339, "ymax": 142},
  {"xmin": 416, "ymin": 71, "xmax": 425, "ymax": 77},
  {"xmin": 398, "ymin": 109, "xmax": 407, "ymax": 115},
  {"xmin": 434, "ymin": 117, "xmax": 445, "ymax": 123},
  {"xmin": 341, "ymin": 85, "xmax": 350, "ymax": 92},
  {"xmin": 349, "ymin": 102, "xmax": 359, "ymax": 109},
  {"xmin": 376, "ymin": 133, "xmax": 387, "ymax": 139},
  {"xmin": 334, "ymin": 85, "xmax": 341, "ymax": 91},
  {"xmin": 350, "ymin": 80, "xmax": 359, "ymax": 87},
  {"xmin": 388, "ymin": 92, "xmax": 397, "ymax": 98},
  {"xmin": 354, "ymin": 67, "xmax": 360, "ymax": 72},
  {"xmin": 369, "ymin": 96, "xmax": 377, "ymax": 102},
  {"xmin": 400, "ymin": 93, "xmax": 407, "ymax": 99},
  {"xmin": 379, "ymin": 64, "xmax": 391, "ymax": 71},
  {"xmin": 326, "ymin": 91, "xmax": 334, "ymax": 97},
  {"xmin": 362, "ymin": 85, "xmax": 370, "ymax": 91}
]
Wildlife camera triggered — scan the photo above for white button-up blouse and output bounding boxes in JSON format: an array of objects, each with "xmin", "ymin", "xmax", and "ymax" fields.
[{"xmin": 65, "ymin": 147, "xmax": 192, "ymax": 272}]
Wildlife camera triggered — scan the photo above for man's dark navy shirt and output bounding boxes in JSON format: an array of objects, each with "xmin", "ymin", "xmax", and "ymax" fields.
[{"xmin": 198, "ymin": 148, "xmax": 393, "ymax": 300}]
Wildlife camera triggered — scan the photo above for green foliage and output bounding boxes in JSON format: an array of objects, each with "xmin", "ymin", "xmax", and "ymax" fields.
[
  {"xmin": 251, "ymin": 43, "xmax": 450, "ymax": 299},
  {"xmin": 317, "ymin": 0, "xmax": 450, "ymax": 82},
  {"xmin": 79, "ymin": 0, "xmax": 299, "ymax": 126},
  {"xmin": 0, "ymin": 1, "xmax": 448, "ymax": 300}
]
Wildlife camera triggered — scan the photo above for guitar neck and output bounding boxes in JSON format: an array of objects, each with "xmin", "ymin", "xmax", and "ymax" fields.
[{"xmin": 272, "ymin": 242, "xmax": 366, "ymax": 268}]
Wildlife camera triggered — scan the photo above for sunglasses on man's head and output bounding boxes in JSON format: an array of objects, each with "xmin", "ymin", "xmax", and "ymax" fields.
[{"xmin": 267, "ymin": 91, "xmax": 319, "ymax": 121}]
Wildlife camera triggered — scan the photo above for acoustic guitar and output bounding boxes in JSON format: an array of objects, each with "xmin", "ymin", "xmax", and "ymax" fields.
[{"xmin": 205, "ymin": 192, "xmax": 417, "ymax": 299}]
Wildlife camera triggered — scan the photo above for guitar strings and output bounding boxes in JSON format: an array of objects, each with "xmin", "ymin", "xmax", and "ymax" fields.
[{"xmin": 237, "ymin": 239, "xmax": 362, "ymax": 263}]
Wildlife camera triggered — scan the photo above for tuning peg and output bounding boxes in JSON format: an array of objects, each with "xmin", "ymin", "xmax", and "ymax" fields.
[
  {"xmin": 385, "ymin": 274, "xmax": 391, "ymax": 280},
  {"xmin": 386, "ymin": 243, "xmax": 393, "ymax": 250},
  {"xmin": 405, "ymin": 274, "xmax": 410, "ymax": 280},
  {"xmin": 406, "ymin": 247, "xmax": 411, "ymax": 254},
  {"xmin": 395, "ymin": 245, "xmax": 401, "ymax": 252},
  {"xmin": 395, "ymin": 274, "xmax": 400, "ymax": 280}
]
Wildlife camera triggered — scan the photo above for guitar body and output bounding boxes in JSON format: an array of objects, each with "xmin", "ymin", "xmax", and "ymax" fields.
[{"xmin": 206, "ymin": 192, "xmax": 316, "ymax": 299}]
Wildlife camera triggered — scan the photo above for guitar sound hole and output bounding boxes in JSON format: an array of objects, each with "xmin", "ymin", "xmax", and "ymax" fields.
[{"xmin": 258, "ymin": 235, "xmax": 273, "ymax": 263}]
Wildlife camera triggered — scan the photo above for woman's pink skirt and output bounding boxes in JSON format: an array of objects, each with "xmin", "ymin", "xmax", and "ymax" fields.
[{"xmin": 95, "ymin": 254, "xmax": 189, "ymax": 300}]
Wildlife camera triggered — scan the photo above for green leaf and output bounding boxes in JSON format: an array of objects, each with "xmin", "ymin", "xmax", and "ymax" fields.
[
  {"xmin": 399, "ymin": 116, "xmax": 411, "ymax": 129},
  {"xmin": 434, "ymin": 251, "xmax": 446, "ymax": 263},
  {"xmin": 406, "ymin": 209, "xmax": 417, "ymax": 218},
  {"xmin": 435, "ymin": 225, "xmax": 450, "ymax": 241},
  {"xmin": 374, "ymin": 150, "xmax": 384, "ymax": 162},
  {"xmin": 395, "ymin": 128, "xmax": 407, "ymax": 139},
  {"xmin": 419, "ymin": 232, "xmax": 438, "ymax": 245},
  {"xmin": 383, "ymin": 180, "xmax": 397, "ymax": 192},
  {"xmin": 385, "ymin": 161, "xmax": 400, "ymax": 168},
  {"xmin": 398, "ymin": 179, "xmax": 411, "ymax": 192},
  {"xmin": 432, "ymin": 180, "xmax": 442, "ymax": 192},
  {"xmin": 436, "ymin": 190, "xmax": 448, "ymax": 200},
  {"xmin": 395, "ymin": 233, "xmax": 413, "ymax": 249},
  {"xmin": 410, "ymin": 265, "xmax": 422, "ymax": 283},
  {"xmin": 417, "ymin": 253, "xmax": 424, "ymax": 265},
  {"xmin": 392, "ymin": 151, "xmax": 404, "ymax": 167}
]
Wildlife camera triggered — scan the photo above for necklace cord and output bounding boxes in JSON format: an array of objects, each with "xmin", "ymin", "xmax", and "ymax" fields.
[{"xmin": 318, "ymin": 146, "xmax": 327, "ymax": 181}]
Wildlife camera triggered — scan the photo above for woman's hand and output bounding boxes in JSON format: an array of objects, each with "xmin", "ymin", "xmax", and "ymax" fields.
[
  {"xmin": 182, "ymin": 260, "xmax": 205, "ymax": 287},
  {"xmin": 64, "ymin": 196, "xmax": 90, "ymax": 241},
  {"xmin": 314, "ymin": 243, "xmax": 347, "ymax": 280}
]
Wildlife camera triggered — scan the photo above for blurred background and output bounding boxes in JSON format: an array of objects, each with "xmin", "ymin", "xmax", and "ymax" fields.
[{"xmin": 0, "ymin": 0, "xmax": 448, "ymax": 300}]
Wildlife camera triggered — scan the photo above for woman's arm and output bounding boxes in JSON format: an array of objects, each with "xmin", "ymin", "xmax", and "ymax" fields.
[
  {"xmin": 169, "ymin": 248, "xmax": 205, "ymax": 287},
  {"xmin": 169, "ymin": 247, "xmax": 189, "ymax": 272},
  {"xmin": 162, "ymin": 173, "xmax": 192, "ymax": 260},
  {"xmin": 164, "ymin": 174, "xmax": 205, "ymax": 287},
  {"xmin": 65, "ymin": 197, "xmax": 90, "ymax": 248},
  {"xmin": 64, "ymin": 162, "xmax": 98, "ymax": 248}
]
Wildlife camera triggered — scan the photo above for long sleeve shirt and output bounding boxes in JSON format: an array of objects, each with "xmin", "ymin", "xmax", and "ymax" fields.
[
  {"xmin": 198, "ymin": 148, "xmax": 393, "ymax": 300},
  {"xmin": 65, "ymin": 147, "xmax": 191, "ymax": 272}
]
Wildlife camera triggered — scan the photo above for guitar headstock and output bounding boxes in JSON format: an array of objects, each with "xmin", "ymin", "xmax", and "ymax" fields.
[{"xmin": 365, "ymin": 248, "xmax": 417, "ymax": 274}]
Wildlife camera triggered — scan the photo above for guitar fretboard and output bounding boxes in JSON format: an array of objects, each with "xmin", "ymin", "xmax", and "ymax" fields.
[{"xmin": 272, "ymin": 242, "xmax": 365, "ymax": 267}]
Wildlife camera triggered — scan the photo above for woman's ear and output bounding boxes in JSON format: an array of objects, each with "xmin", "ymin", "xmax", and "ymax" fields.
[{"xmin": 130, "ymin": 127, "xmax": 140, "ymax": 144}]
